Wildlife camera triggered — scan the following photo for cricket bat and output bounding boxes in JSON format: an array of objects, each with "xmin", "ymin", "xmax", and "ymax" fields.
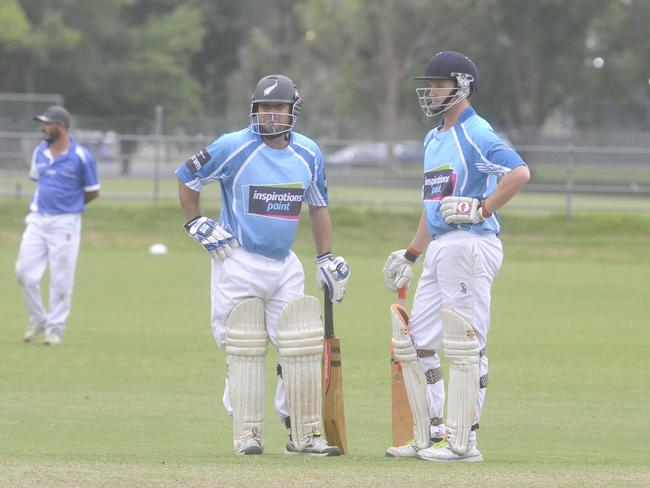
[
  {"xmin": 391, "ymin": 287, "xmax": 414, "ymax": 446},
  {"xmin": 322, "ymin": 290, "xmax": 349, "ymax": 454}
]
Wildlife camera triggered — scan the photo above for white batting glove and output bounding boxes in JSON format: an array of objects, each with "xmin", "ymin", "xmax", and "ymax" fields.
[
  {"xmin": 440, "ymin": 196, "xmax": 491, "ymax": 225},
  {"xmin": 185, "ymin": 216, "xmax": 239, "ymax": 260},
  {"xmin": 316, "ymin": 253, "xmax": 351, "ymax": 303},
  {"xmin": 382, "ymin": 248, "xmax": 420, "ymax": 292}
]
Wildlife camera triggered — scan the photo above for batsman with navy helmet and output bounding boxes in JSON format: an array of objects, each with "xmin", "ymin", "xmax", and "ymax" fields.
[
  {"xmin": 176, "ymin": 74, "xmax": 350, "ymax": 456},
  {"xmin": 383, "ymin": 51, "xmax": 530, "ymax": 462}
]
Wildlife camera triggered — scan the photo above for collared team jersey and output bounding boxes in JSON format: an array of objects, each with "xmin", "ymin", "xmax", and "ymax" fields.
[
  {"xmin": 422, "ymin": 107, "xmax": 526, "ymax": 238},
  {"xmin": 175, "ymin": 127, "xmax": 328, "ymax": 260},
  {"xmin": 29, "ymin": 138, "xmax": 100, "ymax": 214}
]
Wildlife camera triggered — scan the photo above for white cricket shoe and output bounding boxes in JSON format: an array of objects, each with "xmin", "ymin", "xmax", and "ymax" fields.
[
  {"xmin": 23, "ymin": 323, "xmax": 45, "ymax": 342},
  {"xmin": 385, "ymin": 435, "xmax": 445, "ymax": 457},
  {"xmin": 385, "ymin": 439, "xmax": 420, "ymax": 457},
  {"xmin": 416, "ymin": 439, "xmax": 483, "ymax": 463},
  {"xmin": 284, "ymin": 432, "xmax": 341, "ymax": 457},
  {"xmin": 235, "ymin": 432, "xmax": 264, "ymax": 455},
  {"xmin": 44, "ymin": 331, "xmax": 62, "ymax": 346}
]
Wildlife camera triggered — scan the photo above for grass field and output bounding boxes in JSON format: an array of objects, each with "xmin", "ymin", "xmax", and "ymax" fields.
[
  {"xmin": 3, "ymin": 172, "xmax": 650, "ymax": 216},
  {"xmin": 1, "ymin": 198, "xmax": 650, "ymax": 487}
]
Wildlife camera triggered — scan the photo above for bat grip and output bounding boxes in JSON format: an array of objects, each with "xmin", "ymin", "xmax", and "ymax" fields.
[
  {"xmin": 324, "ymin": 288, "xmax": 334, "ymax": 338},
  {"xmin": 397, "ymin": 286, "xmax": 407, "ymax": 306}
]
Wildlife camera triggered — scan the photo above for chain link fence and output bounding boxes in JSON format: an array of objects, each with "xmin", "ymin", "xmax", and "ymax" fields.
[{"xmin": 1, "ymin": 97, "xmax": 649, "ymax": 214}]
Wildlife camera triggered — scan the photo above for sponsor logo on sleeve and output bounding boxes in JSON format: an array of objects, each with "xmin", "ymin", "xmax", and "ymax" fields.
[
  {"xmin": 423, "ymin": 165, "xmax": 455, "ymax": 201},
  {"xmin": 248, "ymin": 184, "xmax": 305, "ymax": 220},
  {"xmin": 184, "ymin": 148, "xmax": 211, "ymax": 172}
]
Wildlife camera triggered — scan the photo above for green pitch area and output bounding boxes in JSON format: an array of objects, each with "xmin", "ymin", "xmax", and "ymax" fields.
[
  {"xmin": 4, "ymin": 172, "xmax": 650, "ymax": 215},
  {"xmin": 1, "ymin": 199, "xmax": 649, "ymax": 487}
]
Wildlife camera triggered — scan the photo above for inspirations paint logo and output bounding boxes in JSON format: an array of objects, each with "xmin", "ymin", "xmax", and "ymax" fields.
[
  {"xmin": 422, "ymin": 164, "xmax": 455, "ymax": 201},
  {"xmin": 248, "ymin": 184, "xmax": 305, "ymax": 220}
]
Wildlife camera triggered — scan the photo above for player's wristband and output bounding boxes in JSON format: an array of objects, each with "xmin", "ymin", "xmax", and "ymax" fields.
[
  {"xmin": 480, "ymin": 201, "xmax": 492, "ymax": 219},
  {"xmin": 184, "ymin": 216, "xmax": 202, "ymax": 230},
  {"xmin": 316, "ymin": 252, "xmax": 333, "ymax": 264},
  {"xmin": 404, "ymin": 246, "xmax": 421, "ymax": 263}
]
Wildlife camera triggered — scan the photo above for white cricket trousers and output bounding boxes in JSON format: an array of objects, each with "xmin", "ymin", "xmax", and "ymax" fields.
[
  {"xmin": 408, "ymin": 230, "xmax": 503, "ymax": 431},
  {"xmin": 210, "ymin": 247, "xmax": 305, "ymax": 420},
  {"xmin": 15, "ymin": 212, "xmax": 82, "ymax": 336}
]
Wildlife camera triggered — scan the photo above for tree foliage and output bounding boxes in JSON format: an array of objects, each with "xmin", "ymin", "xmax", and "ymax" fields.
[{"xmin": 0, "ymin": 0, "xmax": 647, "ymax": 138}]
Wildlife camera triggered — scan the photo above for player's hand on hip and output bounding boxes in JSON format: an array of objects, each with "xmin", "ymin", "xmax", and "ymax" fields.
[
  {"xmin": 440, "ymin": 196, "xmax": 491, "ymax": 225},
  {"xmin": 382, "ymin": 249, "xmax": 419, "ymax": 292},
  {"xmin": 316, "ymin": 253, "xmax": 351, "ymax": 304},
  {"xmin": 185, "ymin": 216, "xmax": 239, "ymax": 260}
]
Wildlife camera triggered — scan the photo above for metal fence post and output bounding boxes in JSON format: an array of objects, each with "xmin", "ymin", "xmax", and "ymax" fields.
[
  {"xmin": 153, "ymin": 105, "xmax": 163, "ymax": 206},
  {"xmin": 565, "ymin": 142, "xmax": 574, "ymax": 217},
  {"xmin": 565, "ymin": 98, "xmax": 576, "ymax": 217}
]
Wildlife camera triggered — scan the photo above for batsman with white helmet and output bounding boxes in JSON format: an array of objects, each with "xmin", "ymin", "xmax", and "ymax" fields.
[
  {"xmin": 176, "ymin": 74, "xmax": 350, "ymax": 456},
  {"xmin": 383, "ymin": 51, "xmax": 529, "ymax": 462}
]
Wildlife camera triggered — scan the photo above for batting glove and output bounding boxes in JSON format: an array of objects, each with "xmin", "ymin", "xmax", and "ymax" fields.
[
  {"xmin": 382, "ymin": 247, "xmax": 421, "ymax": 292},
  {"xmin": 440, "ymin": 196, "xmax": 491, "ymax": 225},
  {"xmin": 185, "ymin": 216, "xmax": 239, "ymax": 260},
  {"xmin": 316, "ymin": 252, "xmax": 351, "ymax": 303}
]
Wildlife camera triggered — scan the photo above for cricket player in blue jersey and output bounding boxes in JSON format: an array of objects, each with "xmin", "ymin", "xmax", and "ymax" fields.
[
  {"xmin": 176, "ymin": 74, "xmax": 350, "ymax": 456},
  {"xmin": 383, "ymin": 51, "xmax": 530, "ymax": 462},
  {"xmin": 17, "ymin": 106, "xmax": 100, "ymax": 346}
]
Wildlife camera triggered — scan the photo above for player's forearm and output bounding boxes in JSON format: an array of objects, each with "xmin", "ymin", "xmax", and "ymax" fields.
[
  {"xmin": 408, "ymin": 210, "xmax": 432, "ymax": 253},
  {"xmin": 178, "ymin": 181, "xmax": 202, "ymax": 222},
  {"xmin": 84, "ymin": 190, "xmax": 99, "ymax": 204},
  {"xmin": 483, "ymin": 166, "xmax": 530, "ymax": 214},
  {"xmin": 309, "ymin": 205, "xmax": 332, "ymax": 255}
]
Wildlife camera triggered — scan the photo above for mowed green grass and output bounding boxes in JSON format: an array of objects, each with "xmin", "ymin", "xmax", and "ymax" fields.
[
  {"xmin": 4, "ymin": 172, "xmax": 650, "ymax": 214},
  {"xmin": 1, "ymin": 199, "xmax": 649, "ymax": 487}
]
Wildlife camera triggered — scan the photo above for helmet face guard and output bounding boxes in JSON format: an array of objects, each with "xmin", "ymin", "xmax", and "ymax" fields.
[
  {"xmin": 250, "ymin": 110, "xmax": 297, "ymax": 136},
  {"xmin": 416, "ymin": 72, "xmax": 474, "ymax": 117},
  {"xmin": 249, "ymin": 74, "xmax": 301, "ymax": 136},
  {"xmin": 414, "ymin": 51, "xmax": 479, "ymax": 118}
]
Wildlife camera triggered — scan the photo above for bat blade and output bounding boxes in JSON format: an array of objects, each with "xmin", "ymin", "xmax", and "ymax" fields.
[
  {"xmin": 323, "ymin": 336, "xmax": 348, "ymax": 454},
  {"xmin": 391, "ymin": 287, "xmax": 414, "ymax": 446}
]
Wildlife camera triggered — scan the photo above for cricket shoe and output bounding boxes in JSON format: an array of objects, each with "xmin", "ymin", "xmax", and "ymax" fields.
[
  {"xmin": 23, "ymin": 322, "xmax": 45, "ymax": 343},
  {"xmin": 235, "ymin": 430, "xmax": 264, "ymax": 455},
  {"xmin": 385, "ymin": 439, "xmax": 420, "ymax": 458},
  {"xmin": 416, "ymin": 439, "xmax": 483, "ymax": 463},
  {"xmin": 44, "ymin": 331, "xmax": 62, "ymax": 346},
  {"xmin": 385, "ymin": 436, "xmax": 444, "ymax": 457},
  {"xmin": 284, "ymin": 432, "xmax": 341, "ymax": 457}
]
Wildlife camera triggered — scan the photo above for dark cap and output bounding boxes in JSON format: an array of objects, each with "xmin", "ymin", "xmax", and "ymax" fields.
[{"xmin": 33, "ymin": 105, "xmax": 71, "ymax": 129}]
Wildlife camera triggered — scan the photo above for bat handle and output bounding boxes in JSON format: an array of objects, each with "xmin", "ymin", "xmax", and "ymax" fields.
[
  {"xmin": 324, "ymin": 288, "xmax": 334, "ymax": 338},
  {"xmin": 397, "ymin": 286, "xmax": 407, "ymax": 307}
]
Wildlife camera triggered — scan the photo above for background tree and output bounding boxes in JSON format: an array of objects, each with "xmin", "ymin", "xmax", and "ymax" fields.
[
  {"xmin": 1, "ymin": 0, "xmax": 648, "ymax": 143},
  {"xmin": 575, "ymin": 0, "xmax": 650, "ymax": 138},
  {"xmin": 471, "ymin": 0, "xmax": 608, "ymax": 143},
  {"xmin": 294, "ymin": 0, "xmax": 489, "ymax": 139},
  {"xmin": 3, "ymin": 1, "xmax": 205, "ymax": 131}
]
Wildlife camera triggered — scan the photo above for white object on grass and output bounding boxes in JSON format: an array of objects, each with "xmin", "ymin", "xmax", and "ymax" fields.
[{"xmin": 148, "ymin": 243, "xmax": 168, "ymax": 255}]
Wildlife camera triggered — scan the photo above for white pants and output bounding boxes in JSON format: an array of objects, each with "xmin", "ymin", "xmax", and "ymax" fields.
[
  {"xmin": 15, "ymin": 212, "xmax": 82, "ymax": 336},
  {"xmin": 211, "ymin": 247, "xmax": 305, "ymax": 420},
  {"xmin": 409, "ymin": 230, "xmax": 503, "ymax": 430}
]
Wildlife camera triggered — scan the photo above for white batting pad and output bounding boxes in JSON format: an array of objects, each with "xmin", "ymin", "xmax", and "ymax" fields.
[
  {"xmin": 277, "ymin": 296, "xmax": 324, "ymax": 450},
  {"xmin": 441, "ymin": 306, "xmax": 481, "ymax": 455},
  {"xmin": 391, "ymin": 304, "xmax": 430, "ymax": 449},
  {"xmin": 225, "ymin": 298, "xmax": 268, "ymax": 451}
]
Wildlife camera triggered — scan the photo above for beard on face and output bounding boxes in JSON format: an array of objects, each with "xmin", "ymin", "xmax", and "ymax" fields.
[
  {"xmin": 44, "ymin": 126, "xmax": 62, "ymax": 144},
  {"xmin": 259, "ymin": 118, "xmax": 282, "ymax": 137}
]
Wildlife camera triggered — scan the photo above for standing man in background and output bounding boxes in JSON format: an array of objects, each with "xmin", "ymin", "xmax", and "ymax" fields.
[
  {"xmin": 383, "ymin": 51, "xmax": 529, "ymax": 462},
  {"xmin": 17, "ymin": 105, "xmax": 100, "ymax": 346},
  {"xmin": 176, "ymin": 74, "xmax": 350, "ymax": 456}
]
